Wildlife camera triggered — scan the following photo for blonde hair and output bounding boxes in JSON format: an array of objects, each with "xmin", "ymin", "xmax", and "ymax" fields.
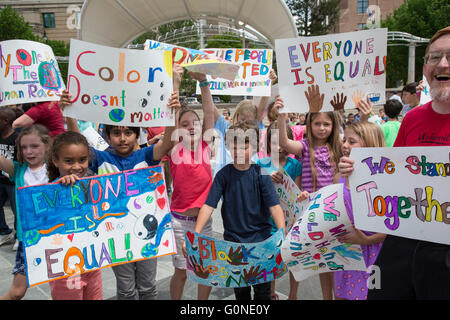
[
  {"xmin": 306, "ymin": 112, "xmax": 343, "ymax": 191},
  {"xmin": 346, "ymin": 121, "xmax": 386, "ymax": 148},
  {"xmin": 232, "ymin": 99, "xmax": 257, "ymax": 124}
]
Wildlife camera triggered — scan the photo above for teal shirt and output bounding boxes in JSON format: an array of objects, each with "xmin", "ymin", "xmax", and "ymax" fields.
[{"xmin": 10, "ymin": 162, "xmax": 28, "ymax": 241}]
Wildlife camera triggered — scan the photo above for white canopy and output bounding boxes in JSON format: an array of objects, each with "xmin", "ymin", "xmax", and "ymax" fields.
[{"xmin": 79, "ymin": 0, "xmax": 298, "ymax": 48}]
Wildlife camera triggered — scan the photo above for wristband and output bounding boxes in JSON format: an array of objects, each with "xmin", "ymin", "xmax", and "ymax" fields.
[{"xmin": 199, "ymin": 79, "xmax": 210, "ymax": 88}]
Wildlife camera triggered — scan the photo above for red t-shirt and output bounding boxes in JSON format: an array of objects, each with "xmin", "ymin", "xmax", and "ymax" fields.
[
  {"xmin": 168, "ymin": 140, "xmax": 213, "ymax": 212},
  {"xmin": 394, "ymin": 101, "xmax": 450, "ymax": 147},
  {"xmin": 26, "ymin": 101, "xmax": 65, "ymax": 137}
]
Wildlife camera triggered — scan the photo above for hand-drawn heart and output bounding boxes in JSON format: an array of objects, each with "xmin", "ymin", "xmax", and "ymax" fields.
[
  {"xmin": 276, "ymin": 252, "xmax": 283, "ymax": 265},
  {"xmin": 67, "ymin": 234, "xmax": 74, "ymax": 242},
  {"xmin": 156, "ymin": 185, "xmax": 165, "ymax": 195},
  {"xmin": 186, "ymin": 231, "xmax": 195, "ymax": 245},
  {"xmin": 163, "ymin": 240, "xmax": 169, "ymax": 247},
  {"xmin": 313, "ymin": 253, "xmax": 321, "ymax": 260},
  {"xmin": 156, "ymin": 198, "xmax": 165, "ymax": 210}
]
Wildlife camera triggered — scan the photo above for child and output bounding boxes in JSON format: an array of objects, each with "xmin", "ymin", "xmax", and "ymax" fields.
[
  {"xmin": 381, "ymin": 99, "xmax": 403, "ymax": 147},
  {"xmin": 0, "ymin": 107, "xmax": 18, "ymax": 247},
  {"xmin": 257, "ymin": 121, "xmax": 303, "ymax": 300},
  {"xmin": 210, "ymin": 70, "xmax": 277, "ymax": 176},
  {"xmin": 46, "ymin": 131, "xmax": 103, "ymax": 300},
  {"xmin": 334, "ymin": 121, "xmax": 386, "ymax": 300},
  {"xmin": 61, "ymin": 64, "xmax": 183, "ymax": 300},
  {"xmin": 0, "ymin": 125, "xmax": 51, "ymax": 300},
  {"xmin": 167, "ymin": 71, "xmax": 216, "ymax": 300},
  {"xmin": 184, "ymin": 121, "xmax": 285, "ymax": 300},
  {"xmin": 276, "ymin": 95, "xmax": 343, "ymax": 300}
]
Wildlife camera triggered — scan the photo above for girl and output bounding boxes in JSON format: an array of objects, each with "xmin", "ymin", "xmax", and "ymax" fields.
[
  {"xmin": 276, "ymin": 95, "xmax": 343, "ymax": 300},
  {"xmin": 0, "ymin": 125, "xmax": 51, "ymax": 300},
  {"xmin": 167, "ymin": 71, "xmax": 215, "ymax": 300},
  {"xmin": 46, "ymin": 131, "xmax": 103, "ymax": 300},
  {"xmin": 334, "ymin": 121, "xmax": 386, "ymax": 300},
  {"xmin": 257, "ymin": 121, "xmax": 304, "ymax": 300}
]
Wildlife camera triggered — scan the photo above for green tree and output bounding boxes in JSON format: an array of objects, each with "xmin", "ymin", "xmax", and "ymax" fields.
[
  {"xmin": 0, "ymin": 6, "xmax": 38, "ymax": 41},
  {"xmin": 382, "ymin": 0, "xmax": 450, "ymax": 87},
  {"xmin": 286, "ymin": 0, "xmax": 340, "ymax": 36}
]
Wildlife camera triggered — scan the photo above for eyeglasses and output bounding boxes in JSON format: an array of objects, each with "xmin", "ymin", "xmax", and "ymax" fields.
[{"xmin": 424, "ymin": 52, "xmax": 450, "ymax": 65}]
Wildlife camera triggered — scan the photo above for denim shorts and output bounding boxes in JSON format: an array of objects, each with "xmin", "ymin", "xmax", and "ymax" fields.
[{"xmin": 12, "ymin": 241, "xmax": 26, "ymax": 275}]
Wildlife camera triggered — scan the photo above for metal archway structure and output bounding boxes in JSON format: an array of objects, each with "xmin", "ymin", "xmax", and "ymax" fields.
[{"xmin": 78, "ymin": 0, "xmax": 298, "ymax": 49}]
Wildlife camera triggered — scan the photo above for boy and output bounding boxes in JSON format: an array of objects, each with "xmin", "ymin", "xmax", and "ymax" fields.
[
  {"xmin": 381, "ymin": 99, "xmax": 403, "ymax": 147},
  {"xmin": 62, "ymin": 65, "xmax": 183, "ymax": 300},
  {"xmin": 0, "ymin": 107, "xmax": 18, "ymax": 247},
  {"xmin": 187, "ymin": 121, "xmax": 285, "ymax": 300}
]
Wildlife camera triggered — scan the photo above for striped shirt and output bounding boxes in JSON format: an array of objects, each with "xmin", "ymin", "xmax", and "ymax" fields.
[{"xmin": 296, "ymin": 139, "xmax": 334, "ymax": 192}]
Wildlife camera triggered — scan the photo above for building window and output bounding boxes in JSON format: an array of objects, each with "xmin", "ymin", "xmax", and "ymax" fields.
[
  {"xmin": 357, "ymin": 23, "xmax": 367, "ymax": 30},
  {"xmin": 42, "ymin": 13, "xmax": 56, "ymax": 28},
  {"xmin": 357, "ymin": 0, "xmax": 369, "ymax": 14}
]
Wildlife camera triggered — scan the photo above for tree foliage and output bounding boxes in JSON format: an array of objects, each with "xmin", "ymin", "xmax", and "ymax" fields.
[
  {"xmin": 286, "ymin": 0, "xmax": 340, "ymax": 36},
  {"xmin": 0, "ymin": 6, "xmax": 38, "ymax": 41},
  {"xmin": 382, "ymin": 0, "xmax": 450, "ymax": 86}
]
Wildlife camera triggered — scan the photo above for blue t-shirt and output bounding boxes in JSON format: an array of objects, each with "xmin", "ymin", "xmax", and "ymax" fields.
[
  {"xmin": 205, "ymin": 164, "xmax": 280, "ymax": 243},
  {"xmin": 257, "ymin": 156, "xmax": 302, "ymax": 181},
  {"xmin": 213, "ymin": 115, "xmax": 263, "ymax": 177},
  {"xmin": 89, "ymin": 145, "xmax": 159, "ymax": 174}
]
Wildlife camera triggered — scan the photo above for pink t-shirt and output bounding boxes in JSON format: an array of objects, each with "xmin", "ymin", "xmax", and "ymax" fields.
[
  {"xmin": 26, "ymin": 101, "xmax": 65, "ymax": 137},
  {"xmin": 168, "ymin": 140, "xmax": 213, "ymax": 212}
]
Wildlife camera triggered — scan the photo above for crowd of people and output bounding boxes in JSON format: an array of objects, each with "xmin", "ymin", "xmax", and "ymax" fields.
[{"xmin": 0, "ymin": 25, "xmax": 448, "ymax": 301}]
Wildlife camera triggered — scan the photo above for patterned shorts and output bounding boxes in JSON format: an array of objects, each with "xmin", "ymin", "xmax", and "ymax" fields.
[{"xmin": 12, "ymin": 241, "xmax": 26, "ymax": 275}]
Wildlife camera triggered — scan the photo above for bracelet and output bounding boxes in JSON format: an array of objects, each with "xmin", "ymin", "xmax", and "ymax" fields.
[{"xmin": 199, "ymin": 80, "xmax": 210, "ymax": 88}]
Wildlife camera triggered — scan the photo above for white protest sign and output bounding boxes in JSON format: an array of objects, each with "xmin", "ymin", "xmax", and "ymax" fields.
[
  {"xmin": 195, "ymin": 48, "xmax": 273, "ymax": 96},
  {"xmin": 81, "ymin": 126, "xmax": 109, "ymax": 151},
  {"xmin": 64, "ymin": 39, "xmax": 174, "ymax": 127},
  {"xmin": 349, "ymin": 146, "xmax": 450, "ymax": 245},
  {"xmin": 419, "ymin": 76, "xmax": 432, "ymax": 106},
  {"xmin": 275, "ymin": 29, "xmax": 387, "ymax": 113},
  {"xmin": 0, "ymin": 40, "xmax": 65, "ymax": 107},
  {"xmin": 281, "ymin": 183, "xmax": 366, "ymax": 282}
]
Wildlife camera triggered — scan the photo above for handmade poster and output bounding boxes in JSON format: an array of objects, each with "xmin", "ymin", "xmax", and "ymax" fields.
[
  {"xmin": 195, "ymin": 48, "xmax": 273, "ymax": 96},
  {"xmin": 275, "ymin": 29, "xmax": 387, "ymax": 113},
  {"xmin": 273, "ymin": 168, "xmax": 308, "ymax": 232},
  {"xmin": 81, "ymin": 126, "xmax": 109, "ymax": 151},
  {"xmin": 349, "ymin": 146, "xmax": 450, "ymax": 245},
  {"xmin": 17, "ymin": 166, "xmax": 176, "ymax": 287},
  {"xmin": 185, "ymin": 229, "xmax": 287, "ymax": 288},
  {"xmin": 0, "ymin": 39, "xmax": 65, "ymax": 107},
  {"xmin": 281, "ymin": 183, "xmax": 366, "ymax": 282},
  {"xmin": 144, "ymin": 40, "xmax": 240, "ymax": 80},
  {"xmin": 64, "ymin": 39, "xmax": 174, "ymax": 128},
  {"xmin": 419, "ymin": 76, "xmax": 431, "ymax": 106}
]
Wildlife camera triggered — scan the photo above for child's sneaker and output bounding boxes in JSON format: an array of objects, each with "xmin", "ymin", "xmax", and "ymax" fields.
[{"xmin": 12, "ymin": 239, "xmax": 19, "ymax": 251}]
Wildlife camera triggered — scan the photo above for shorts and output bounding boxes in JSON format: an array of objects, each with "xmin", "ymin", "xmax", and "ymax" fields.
[
  {"xmin": 12, "ymin": 241, "xmax": 25, "ymax": 275},
  {"xmin": 171, "ymin": 212, "xmax": 213, "ymax": 270}
]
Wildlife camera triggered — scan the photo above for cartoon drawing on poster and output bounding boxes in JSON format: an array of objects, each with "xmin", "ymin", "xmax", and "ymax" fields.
[
  {"xmin": 273, "ymin": 169, "xmax": 308, "ymax": 232},
  {"xmin": 185, "ymin": 229, "xmax": 287, "ymax": 288},
  {"xmin": 195, "ymin": 48, "xmax": 273, "ymax": 96},
  {"xmin": 144, "ymin": 40, "xmax": 240, "ymax": 80},
  {"xmin": 17, "ymin": 166, "xmax": 176, "ymax": 287},
  {"xmin": 349, "ymin": 146, "xmax": 450, "ymax": 245},
  {"xmin": 281, "ymin": 183, "xmax": 366, "ymax": 282},
  {"xmin": 275, "ymin": 29, "xmax": 387, "ymax": 113},
  {"xmin": 0, "ymin": 40, "xmax": 65, "ymax": 107},
  {"xmin": 63, "ymin": 39, "xmax": 174, "ymax": 128}
]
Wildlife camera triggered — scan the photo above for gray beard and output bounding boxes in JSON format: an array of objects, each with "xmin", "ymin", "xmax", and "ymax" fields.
[{"xmin": 430, "ymin": 87, "xmax": 450, "ymax": 102}]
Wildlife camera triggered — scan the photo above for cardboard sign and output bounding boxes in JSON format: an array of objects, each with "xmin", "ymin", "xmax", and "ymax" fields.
[
  {"xmin": 275, "ymin": 29, "xmax": 387, "ymax": 113},
  {"xmin": 273, "ymin": 169, "xmax": 308, "ymax": 232},
  {"xmin": 64, "ymin": 39, "xmax": 174, "ymax": 127},
  {"xmin": 0, "ymin": 40, "xmax": 65, "ymax": 107},
  {"xmin": 144, "ymin": 40, "xmax": 240, "ymax": 80},
  {"xmin": 349, "ymin": 146, "xmax": 450, "ymax": 245},
  {"xmin": 195, "ymin": 48, "xmax": 273, "ymax": 96},
  {"xmin": 185, "ymin": 229, "xmax": 286, "ymax": 288},
  {"xmin": 281, "ymin": 183, "xmax": 366, "ymax": 282},
  {"xmin": 18, "ymin": 166, "xmax": 176, "ymax": 287}
]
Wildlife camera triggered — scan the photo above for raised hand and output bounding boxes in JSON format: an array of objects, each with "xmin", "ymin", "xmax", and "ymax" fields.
[
  {"xmin": 59, "ymin": 89, "xmax": 72, "ymax": 111},
  {"xmin": 330, "ymin": 93, "xmax": 347, "ymax": 111},
  {"xmin": 304, "ymin": 85, "xmax": 324, "ymax": 113},
  {"xmin": 351, "ymin": 89, "xmax": 365, "ymax": 107},
  {"xmin": 172, "ymin": 63, "xmax": 184, "ymax": 90},
  {"xmin": 357, "ymin": 96, "xmax": 373, "ymax": 122},
  {"xmin": 269, "ymin": 69, "xmax": 277, "ymax": 85}
]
